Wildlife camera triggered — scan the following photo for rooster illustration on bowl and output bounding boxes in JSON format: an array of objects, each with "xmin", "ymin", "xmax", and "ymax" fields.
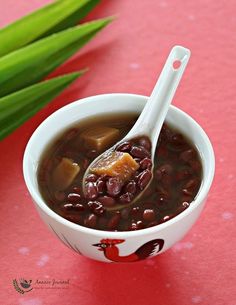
[{"xmin": 93, "ymin": 238, "xmax": 164, "ymax": 262}]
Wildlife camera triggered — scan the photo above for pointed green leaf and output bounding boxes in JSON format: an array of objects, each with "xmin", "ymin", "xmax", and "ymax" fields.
[
  {"xmin": 40, "ymin": 0, "xmax": 100, "ymax": 39},
  {"xmin": 0, "ymin": 71, "xmax": 83, "ymax": 140},
  {"xmin": 0, "ymin": 0, "xmax": 100, "ymax": 57},
  {"xmin": 0, "ymin": 17, "xmax": 112, "ymax": 97}
]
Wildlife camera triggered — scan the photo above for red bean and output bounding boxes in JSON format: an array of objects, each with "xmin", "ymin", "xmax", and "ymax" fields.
[
  {"xmin": 138, "ymin": 169, "xmax": 152, "ymax": 190},
  {"xmin": 189, "ymin": 160, "xmax": 201, "ymax": 171},
  {"xmin": 156, "ymin": 185, "xmax": 169, "ymax": 198},
  {"xmin": 181, "ymin": 196, "xmax": 192, "ymax": 204},
  {"xmin": 142, "ymin": 185, "xmax": 153, "ymax": 197},
  {"xmin": 157, "ymin": 197, "xmax": 168, "ymax": 206},
  {"xmin": 138, "ymin": 137, "xmax": 151, "ymax": 150},
  {"xmin": 124, "ymin": 181, "xmax": 137, "ymax": 194},
  {"xmin": 98, "ymin": 217, "xmax": 107, "ymax": 228},
  {"xmin": 85, "ymin": 174, "xmax": 98, "ymax": 182},
  {"xmin": 180, "ymin": 149, "xmax": 195, "ymax": 162},
  {"xmin": 84, "ymin": 182, "xmax": 98, "ymax": 199},
  {"xmin": 87, "ymin": 201, "xmax": 105, "ymax": 215},
  {"xmin": 72, "ymin": 186, "xmax": 81, "ymax": 194},
  {"xmin": 136, "ymin": 220, "xmax": 144, "ymax": 229},
  {"xmin": 143, "ymin": 209, "xmax": 155, "ymax": 221},
  {"xmin": 107, "ymin": 213, "xmax": 121, "ymax": 230},
  {"xmin": 121, "ymin": 208, "xmax": 130, "ymax": 219},
  {"xmin": 160, "ymin": 215, "xmax": 171, "ymax": 223},
  {"xmin": 65, "ymin": 128, "xmax": 78, "ymax": 141},
  {"xmin": 74, "ymin": 203, "xmax": 85, "ymax": 212},
  {"xmin": 156, "ymin": 146, "xmax": 167, "ymax": 158},
  {"xmin": 65, "ymin": 214, "xmax": 81, "ymax": 223},
  {"xmin": 155, "ymin": 169, "xmax": 162, "ymax": 181},
  {"xmin": 130, "ymin": 146, "xmax": 150, "ymax": 159},
  {"xmin": 87, "ymin": 201, "xmax": 97, "ymax": 209},
  {"xmin": 84, "ymin": 214, "xmax": 97, "ymax": 228},
  {"xmin": 119, "ymin": 192, "xmax": 133, "ymax": 203},
  {"xmin": 147, "ymin": 221, "xmax": 158, "ymax": 227},
  {"xmin": 98, "ymin": 196, "xmax": 115, "ymax": 207},
  {"xmin": 97, "ymin": 180, "xmax": 106, "ymax": 194},
  {"xmin": 176, "ymin": 168, "xmax": 192, "ymax": 181},
  {"xmin": 140, "ymin": 158, "xmax": 152, "ymax": 170},
  {"xmin": 182, "ymin": 189, "xmax": 192, "ymax": 196},
  {"xmin": 182, "ymin": 201, "xmax": 190, "ymax": 209},
  {"xmin": 116, "ymin": 142, "xmax": 131, "ymax": 152},
  {"xmin": 185, "ymin": 179, "xmax": 199, "ymax": 190},
  {"xmin": 131, "ymin": 206, "xmax": 140, "ymax": 216},
  {"xmin": 86, "ymin": 149, "xmax": 98, "ymax": 159},
  {"xmin": 94, "ymin": 205, "xmax": 105, "ymax": 216},
  {"xmin": 67, "ymin": 193, "xmax": 81, "ymax": 202},
  {"xmin": 162, "ymin": 175, "xmax": 172, "ymax": 187},
  {"xmin": 171, "ymin": 133, "xmax": 184, "ymax": 146},
  {"xmin": 161, "ymin": 124, "xmax": 172, "ymax": 141},
  {"xmin": 159, "ymin": 164, "xmax": 173, "ymax": 175},
  {"xmin": 62, "ymin": 203, "xmax": 74, "ymax": 211},
  {"xmin": 134, "ymin": 170, "xmax": 141, "ymax": 181},
  {"xmin": 130, "ymin": 220, "xmax": 144, "ymax": 230},
  {"xmin": 176, "ymin": 202, "xmax": 190, "ymax": 214},
  {"xmin": 106, "ymin": 177, "xmax": 123, "ymax": 197}
]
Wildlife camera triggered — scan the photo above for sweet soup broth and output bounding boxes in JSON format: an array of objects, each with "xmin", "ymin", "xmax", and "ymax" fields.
[{"xmin": 38, "ymin": 113, "xmax": 202, "ymax": 231}]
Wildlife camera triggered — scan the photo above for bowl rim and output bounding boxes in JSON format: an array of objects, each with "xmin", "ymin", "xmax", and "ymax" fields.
[{"xmin": 23, "ymin": 93, "xmax": 215, "ymax": 238}]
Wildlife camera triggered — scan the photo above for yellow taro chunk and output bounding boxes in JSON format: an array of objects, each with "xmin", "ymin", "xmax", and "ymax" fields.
[
  {"xmin": 80, "ymin": 126, "xmax": 120, "ymax": 152},
  {"xmin": 52, "ymin": 157, "xmax": 80, "ymax": 191},
  {"xmin": 90, "ymin": 151, "xmax": 139, "ymax": 182}
]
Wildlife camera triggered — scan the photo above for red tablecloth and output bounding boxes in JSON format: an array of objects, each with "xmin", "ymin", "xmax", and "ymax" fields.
[{"xmin": 1, "ymin": 1, "xmax": 235, "ymax": 304}]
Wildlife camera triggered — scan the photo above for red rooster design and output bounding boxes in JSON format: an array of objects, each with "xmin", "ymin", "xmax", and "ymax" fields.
[{"xmin": 93, "ymin": 238, "xmax": 164, "ymax": 262}]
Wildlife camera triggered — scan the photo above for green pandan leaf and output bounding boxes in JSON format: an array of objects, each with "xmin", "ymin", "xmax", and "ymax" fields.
[
  {"xmin": 0, "ymin": 17, "xmax": 112, "ymax": 97},
  {"xmin": 0, "ymin": 0, "xmax": 100, "ymax": 57},
  {"xmin": 0, "ymin": 71, "xmax": 83, "ymax": 140},
  {"xmin": 40, "ymin": 0, "xmax": 101, "ymax": 39}
]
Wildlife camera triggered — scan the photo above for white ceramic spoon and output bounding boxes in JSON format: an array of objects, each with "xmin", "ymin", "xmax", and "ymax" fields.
[{"xmin": 83, "ymin": 45, "xmax": 191, "ymax": 210}]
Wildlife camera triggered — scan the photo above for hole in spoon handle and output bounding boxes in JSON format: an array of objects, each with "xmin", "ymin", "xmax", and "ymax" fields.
[
  {"xmin": 173, "ymin": 60, "xmax": 181, "ymax": 70},
  {"xmin": 171, "ymin": 45, "xmax": 191, "ymax": 71}
]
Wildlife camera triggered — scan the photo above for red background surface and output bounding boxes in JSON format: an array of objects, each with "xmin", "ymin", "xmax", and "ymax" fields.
[{"xmin": 0, "ymin": 0, "xmax": 236, "ymax": 304}]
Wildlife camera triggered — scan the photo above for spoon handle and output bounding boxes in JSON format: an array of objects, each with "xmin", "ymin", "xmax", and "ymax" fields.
[{"xmin": 126, "ymin": 45, "xmax": 191, "ymax": 155}]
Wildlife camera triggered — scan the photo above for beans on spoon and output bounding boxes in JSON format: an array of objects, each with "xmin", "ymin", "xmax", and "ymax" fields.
[{"xmin": 83, "ymin": 136, "xmax": 153, "ymax": 211}]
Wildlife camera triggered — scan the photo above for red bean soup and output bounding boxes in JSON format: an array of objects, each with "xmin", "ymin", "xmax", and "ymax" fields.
[{"xmin": 38, "ymin": 113, "xmax": 202, "ymax": 231}]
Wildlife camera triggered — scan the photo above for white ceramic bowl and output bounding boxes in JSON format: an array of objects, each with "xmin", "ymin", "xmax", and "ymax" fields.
[{"xmin": 23, "ymin": 93, "xmax": 215, "ymax": 262}]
